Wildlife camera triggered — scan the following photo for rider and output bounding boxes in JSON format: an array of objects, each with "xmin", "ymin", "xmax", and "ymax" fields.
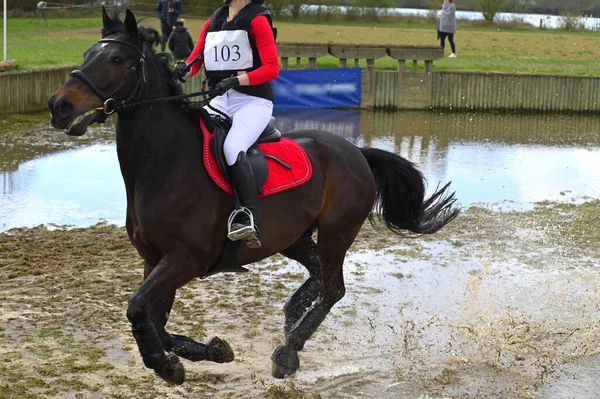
[{"xmin": 171, "ymin": 0, "xmax": 279, "ymax": 249}]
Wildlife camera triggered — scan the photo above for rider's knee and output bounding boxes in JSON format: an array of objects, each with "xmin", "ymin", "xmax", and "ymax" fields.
[{"xmin": 223, "ymin": 142, "xmax": 243, "ymax": 165}]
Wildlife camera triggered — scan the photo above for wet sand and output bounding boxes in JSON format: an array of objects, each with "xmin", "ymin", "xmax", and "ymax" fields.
[{"xmin": 0, "ymin": 202, "xmax": 599, "ymax": 398}]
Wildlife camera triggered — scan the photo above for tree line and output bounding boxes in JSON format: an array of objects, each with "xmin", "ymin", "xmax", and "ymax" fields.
[{"xmin": 9, "ymin": 0, "xmax": 600, "ymax": 19}]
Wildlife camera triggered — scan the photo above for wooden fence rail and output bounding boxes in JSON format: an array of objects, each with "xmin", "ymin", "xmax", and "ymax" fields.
[
  {"xmin": 431, "ymin": 72, "xmax": 600, "ymax": 112},
  {"xmin": 2, "ymin": 43, "xmax": 600, "ymax": 114},
  {"xmin": 277, "ymin": 42, "xmax": 443, "ymax": 72},
  {"xmin": 0, "ymin": 65, "xmax": 206, "ymax": 116},
  {"xmin": 0, "ymin": 65, "xmax": 77, "ymax": 115}
]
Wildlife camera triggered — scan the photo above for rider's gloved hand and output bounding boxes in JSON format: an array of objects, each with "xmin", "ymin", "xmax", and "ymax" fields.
[
  {"xmin": 171, "ymin": 61, "xmax": 191, "ymax": 82},
  {"xmin": 214, "ymin": 77, "xmax": 240, "ymax": 96}
]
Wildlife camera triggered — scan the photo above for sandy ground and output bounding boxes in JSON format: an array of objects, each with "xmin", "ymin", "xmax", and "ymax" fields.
[{"xmin": 0, "ymin": 201, "xmax": 599, "ymax": 398}]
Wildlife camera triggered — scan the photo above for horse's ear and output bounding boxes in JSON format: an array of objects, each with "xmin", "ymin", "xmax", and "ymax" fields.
[
  {"xmin": 124, "ymin": 9, "xmax": 139, "ymax": 40},
  {"xmin": 101, "ymin": 6, "xmax": 113, "ymax": 30}
]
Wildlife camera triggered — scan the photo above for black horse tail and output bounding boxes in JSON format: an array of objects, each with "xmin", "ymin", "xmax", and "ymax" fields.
[{"xmin": 360, "ymin": 147, "xmax": 459, "ymax": 235}]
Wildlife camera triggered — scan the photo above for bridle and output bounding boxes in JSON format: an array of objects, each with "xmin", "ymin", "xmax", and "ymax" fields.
[
  {"xmin": 70, "ymin": 35, "xmax": 218, "ymax": 115},
  {"xmin": 71, "ymin": 36, "xmax": 148, "ymax": 115}
]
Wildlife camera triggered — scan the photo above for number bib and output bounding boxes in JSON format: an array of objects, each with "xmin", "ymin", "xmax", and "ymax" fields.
[{"xmin": 204, "ymin": 30, "xmax": 253, "ymax": 72}]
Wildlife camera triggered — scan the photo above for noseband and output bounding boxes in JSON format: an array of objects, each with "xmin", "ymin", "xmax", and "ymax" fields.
[
  {"xmin": 71, "ymin": 36, "xmax": 219, "ymax": 115},
  {"xmin": 70, "ymin": 37, "xmax": 147, "ymax": 115}
]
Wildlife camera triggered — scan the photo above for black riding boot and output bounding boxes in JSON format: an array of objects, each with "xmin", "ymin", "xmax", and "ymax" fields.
[{"xmin": 227, "ymin": 151, "xmax": 261, "ymax": 248}]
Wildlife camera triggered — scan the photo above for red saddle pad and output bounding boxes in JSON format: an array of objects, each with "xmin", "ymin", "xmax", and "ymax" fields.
[{"xmin": 200, "ymin": 119, "xmax": 312, "ymax": 198}]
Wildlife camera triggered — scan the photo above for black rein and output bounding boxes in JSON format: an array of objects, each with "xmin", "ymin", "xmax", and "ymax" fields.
[{"xmin": 70, "ymin": 37, "xmax": 216, "ymax": 115}]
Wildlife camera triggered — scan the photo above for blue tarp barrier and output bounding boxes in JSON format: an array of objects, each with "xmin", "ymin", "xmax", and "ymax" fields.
[{"xmin": 272, "ymin": 68, "xmax": 362, "ymax": 109}]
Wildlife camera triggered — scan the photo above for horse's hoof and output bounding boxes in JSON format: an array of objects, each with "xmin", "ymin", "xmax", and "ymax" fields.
[
  {"xmin": 271, "ymin": 345, "xmax": 299, "ymax": 379},
  {"xmin": 245, "ymin": 236, "xmax": 262, "ymax": 249},
  {"xmin": 207, "ymin": 336, "xmax": 235, "ymax": 363},
  {"xmin": 155, "ymin": 353, "xmax": 185, "ymax": 385}
]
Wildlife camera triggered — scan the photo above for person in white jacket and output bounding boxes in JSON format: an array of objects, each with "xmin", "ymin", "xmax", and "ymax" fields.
[{"xmin": 437, "ymin": 0, "xmax": 457, "ymax": 57}]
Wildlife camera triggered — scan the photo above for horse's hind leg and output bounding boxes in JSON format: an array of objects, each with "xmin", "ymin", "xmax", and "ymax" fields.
[
  {"xmin": 271, "ymin": 222, "xmax": 360, "ymax": 379},
  {"xmin": 280, "ymin": 228, "xmax": 320, "ymax": 334}
]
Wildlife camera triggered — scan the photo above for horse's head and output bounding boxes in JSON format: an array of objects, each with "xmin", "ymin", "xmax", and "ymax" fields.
[{"xmin": 48, "ymin": 8, "xmax": 149, "ymax": 136}]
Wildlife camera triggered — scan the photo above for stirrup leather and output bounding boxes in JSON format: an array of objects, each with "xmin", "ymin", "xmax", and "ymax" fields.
[{"xmin": 227, "ymin": 207, "xmax": 257, "ymax": 241}]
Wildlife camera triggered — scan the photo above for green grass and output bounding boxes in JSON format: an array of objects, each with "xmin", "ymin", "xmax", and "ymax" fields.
[
  {"xmin": 2, "ymin": 15, "xmax": 600, "ymax": 75},
  {"xmin": 1, "ymin": 18, "xmax": 100, "ymax": 68}
]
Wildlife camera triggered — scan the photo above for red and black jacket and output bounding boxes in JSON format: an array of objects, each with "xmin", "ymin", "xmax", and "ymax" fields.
[{"xmin": 204, "ymin": 4, "xmax": 277, "ymax": 101}]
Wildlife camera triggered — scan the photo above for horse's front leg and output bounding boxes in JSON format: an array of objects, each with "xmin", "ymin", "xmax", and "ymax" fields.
[
  {"xmin": 126, "ymin": 252, "xmax": 197, "ymax": 385},
  {"xmin": 141, "ymin": 260, "xmax": 235, "ymax": 379}
]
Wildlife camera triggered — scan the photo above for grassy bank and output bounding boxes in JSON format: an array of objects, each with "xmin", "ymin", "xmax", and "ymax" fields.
[{"xmin": 2, "ymin": 16, "xmax": 600, "ymax": 75}]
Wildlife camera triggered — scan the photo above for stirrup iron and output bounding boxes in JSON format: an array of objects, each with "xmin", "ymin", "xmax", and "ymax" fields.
[{"xmin": 227, "ymin": 207, "xmax": 256, "ymax": 241}]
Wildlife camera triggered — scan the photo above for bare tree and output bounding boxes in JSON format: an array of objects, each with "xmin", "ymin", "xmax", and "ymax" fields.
[
  {"xmin": 474, "ymin": 0, "xmax": 504, "ymax": 21},
  {"xmin": 268, "ymin": 0, "xmax": 308, "ymax": 20}
]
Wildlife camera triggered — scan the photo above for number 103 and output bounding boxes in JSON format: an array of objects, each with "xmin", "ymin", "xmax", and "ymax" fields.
[{"xmin": 214, "ymin": 45, "xmax": 242, "ymax": 62}]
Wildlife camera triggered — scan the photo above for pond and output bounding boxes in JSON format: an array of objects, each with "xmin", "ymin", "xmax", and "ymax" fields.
[
  {"xmin": 303, "ymin": 6, "xmax": 600, "ymax": 30},
  {"xmin": 1, "ymin": 109, "xmax": 600, "ymax": 231}
]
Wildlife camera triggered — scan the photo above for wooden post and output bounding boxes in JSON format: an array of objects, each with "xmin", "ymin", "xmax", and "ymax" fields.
[
  {"xmin": 281, "ymin": 57, "xmax": 289, "ymax": 70},
  {"xmin": 367, "ymin": 58, "xmax": 376, "ymax": 107},
  {"xmin": 425, "ymin": 60, "xmax": 433, "ymax": 74},
  {"xmin": 397, "ymin": 59, "xmax": 405, "ymax": 108},
  {"xmin": 397, "ymin": 59, "xmax": 406, "ymax": 75},
  {"xmin": 366, "ymin": 58, "xmax": 375, "ymax": 73}
]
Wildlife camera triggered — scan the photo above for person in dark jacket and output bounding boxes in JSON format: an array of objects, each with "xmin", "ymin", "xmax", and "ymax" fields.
[
  {"xmin": 156, "ymin": 0, "xmax": 182, "ymax": 51},
  {"xmin": 168, "ymin": 20, "xmax": 194, "ymax": 60}
]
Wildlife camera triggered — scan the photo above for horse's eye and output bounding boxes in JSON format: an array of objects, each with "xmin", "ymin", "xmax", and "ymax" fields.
[{"xmin": 112, "ymin": 56, "xmax": 125, "ymax": 66}]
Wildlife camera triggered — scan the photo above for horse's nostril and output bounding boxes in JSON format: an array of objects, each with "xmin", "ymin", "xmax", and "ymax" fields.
[{"xmin": 55, "ymin": 97, "xmax": 73, "ymax": 115}]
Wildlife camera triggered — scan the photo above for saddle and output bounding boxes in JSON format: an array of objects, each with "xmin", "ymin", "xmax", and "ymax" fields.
[
  {"xmin": 199, "ymin": 107, "xmax": 287, "ymax": 195},
  {"xmin": 196, "ymin": 107, "xmax": 313, "ymax": 277}
]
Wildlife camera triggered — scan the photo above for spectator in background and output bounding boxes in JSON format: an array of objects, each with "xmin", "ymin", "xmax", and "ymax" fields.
[
  {"xmin": 156, "ymin": 0, "xmax": 182, "ymax": 51},
  {"xmin": 168, "ymin": 20, "xmax": 194, "ymax": 60},
  {"xmin": 437, "ymin": 0, "xmax": 457, "ymax": 58}
]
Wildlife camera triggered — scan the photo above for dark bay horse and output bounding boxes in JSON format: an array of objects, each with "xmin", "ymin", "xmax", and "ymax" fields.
[{"xmin": 48, "ymin": 8, "xmax": 459, "ymax": 385}]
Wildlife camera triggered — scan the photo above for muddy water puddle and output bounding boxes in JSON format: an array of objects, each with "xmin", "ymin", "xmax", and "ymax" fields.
[
  {"xmin": 2, "ymin": 110, "xmax": 600, "ymax": 230},
  {"xmin": 1, "ymin": 110, "xmax": 600, "ymax": 398},
  {"xmin": 312, "ymin": 242, "xmax": 600, "ymax": 398},
  {"xmin": 0, "ymin": 204, "xmax": 599, "ymax": 398}
]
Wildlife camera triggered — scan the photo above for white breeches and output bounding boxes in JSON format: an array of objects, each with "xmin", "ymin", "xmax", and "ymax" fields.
[{"xmin": 205, "ymin": 89, "xmax": 274, "ymax": 166}]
